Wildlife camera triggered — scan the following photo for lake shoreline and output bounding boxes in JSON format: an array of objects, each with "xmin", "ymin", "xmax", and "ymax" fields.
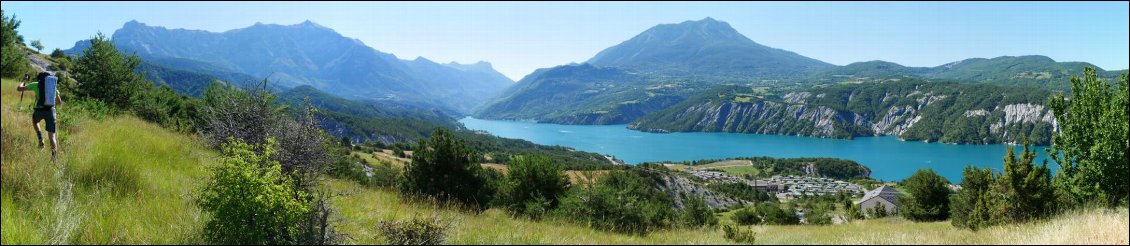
[{"xmin": 460, "ymin": 117, "xmax": 1053, "ymax": 182}]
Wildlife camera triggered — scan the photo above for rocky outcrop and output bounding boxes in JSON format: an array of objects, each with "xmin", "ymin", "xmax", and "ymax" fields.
[
  {"xmin": 629, "ymin": 83, "xmax": 1058, "ymax": 144},
  {"xmin": 872, "ymin": 105, "xmax": 920, "ymax": 135},
  {"xmin": 989, "ymin": 103, "xmax": 1056, "ymax": 134},
  {"xmin": 638, "ymin": 100, "xmax": 867, "ymax": 138},
  {"xmin": 963, "ymin": 109, "xmax": 989, "ymax": 117},
  {"xmin": 657, "ymin": 172, "xmax": 743, "ymax": 210}
]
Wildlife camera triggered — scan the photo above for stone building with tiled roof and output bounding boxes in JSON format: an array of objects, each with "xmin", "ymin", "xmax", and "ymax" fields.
[{"xmin": 855, "ymin": 185, "xmax": 900, "ymax": 217}]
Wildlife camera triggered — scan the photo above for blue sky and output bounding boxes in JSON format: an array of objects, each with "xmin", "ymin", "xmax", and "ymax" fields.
[{"xmin": 3, "ymin": 1, "xmax": 1127, "ymax": 80}]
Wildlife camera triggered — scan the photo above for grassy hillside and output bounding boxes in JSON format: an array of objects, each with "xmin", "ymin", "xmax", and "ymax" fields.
[
  {"xmin": 2, "ymin": 75, "xmax": 1127, "ymax": 244},
  {"xmin": 329, "ymin": 175, "xmax": 1127, "ymax": 244},
  {"xmin": 1, "ymin": 78, "xmax": 212, "ymax": 244}
]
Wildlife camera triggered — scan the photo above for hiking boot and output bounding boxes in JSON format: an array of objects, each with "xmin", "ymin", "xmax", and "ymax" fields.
[
  {"xmin": 38, "ymin": 142, "xmax": 45, "ymax": 149},
  {"xmin": 51, "ymin": 150, "xmax": 58, "ymax": 162}
]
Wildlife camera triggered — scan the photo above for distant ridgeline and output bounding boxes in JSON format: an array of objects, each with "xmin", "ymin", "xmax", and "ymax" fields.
[
  {"xmin": 67, "ymin": 20, "xmax": 514, "ymax": 115},
  {"xmin": 630, "ymin": 80, "xmax": 1058, "ymax": 145},
  {"xmin": 57, "ymin": 20, "xmax": 625, "ymax": 170},
  {"xmin": 474, "ymin": 18, "xmax": 1123, "ymax": 145}
]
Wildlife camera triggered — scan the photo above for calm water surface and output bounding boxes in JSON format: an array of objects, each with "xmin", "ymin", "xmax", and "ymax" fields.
[{"xmin": 460, "ymin": 117, "xmax": 1052, "ymax": 182}]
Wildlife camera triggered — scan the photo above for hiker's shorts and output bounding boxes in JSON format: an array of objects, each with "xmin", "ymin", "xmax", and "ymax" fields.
[{"xmin": 32, "ymin": 107, "xmax": 56, "ymax": 133}]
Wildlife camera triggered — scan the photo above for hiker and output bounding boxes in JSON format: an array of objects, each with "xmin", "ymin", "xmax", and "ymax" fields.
[{"xmin": 16, "ymin": 72, "xmax": 63, "ymax": 158}]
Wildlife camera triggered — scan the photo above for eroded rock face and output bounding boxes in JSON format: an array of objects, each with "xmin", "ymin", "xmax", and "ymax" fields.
[
  {"xmin": 652, "ymin": 101, "xmax": 864, "ymax": 137},
  {"xmin": 657, "ymin": 172, "xmax": 743, "ymax": 210},
  {"xmin": 963, "ymin": 109, "xmax": 990, "ymax": 117},
  {"xmin": 629, "ymin": 87, "xmax": 1057, "ymax": 144},
  {"xmin": 783, "ymin": 92, "xmax": 811, "ymax": 104},
  {"xmin": 873, "ymin": 105, "xmax": 920, "ymax": 135},
  {"xmin": 989, "ymin": 103, "xmax": 1057, "ymax": 134}
]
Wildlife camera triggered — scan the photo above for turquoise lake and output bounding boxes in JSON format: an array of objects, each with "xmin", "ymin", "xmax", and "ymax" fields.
[{"xmin": 459, "ymin": 117, "xmax": 1053, "ymax": 182}]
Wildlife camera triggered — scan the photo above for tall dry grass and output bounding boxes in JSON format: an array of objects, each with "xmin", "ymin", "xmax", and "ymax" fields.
[{"xmin": 2, "ymin": 78, "xmax": 216, "ymax": 244}]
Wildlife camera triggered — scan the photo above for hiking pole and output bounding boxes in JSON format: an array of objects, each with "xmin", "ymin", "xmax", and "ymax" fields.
[{"xmin": 18, "ymin": 74, "xmax": 28, "ymax": 113}]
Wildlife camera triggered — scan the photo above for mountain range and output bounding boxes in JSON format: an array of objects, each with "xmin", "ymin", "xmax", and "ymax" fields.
[
  {"xmin": 474, "ymin": 17, "xmax": 1125, "ymax": 127},
  {"xmin": 60, "ymin": 18, "xmax": 1125, "ymax": 145},
  {"xmin": 66, "ymin": 20, "xmax": 514, "ymax": 114}
]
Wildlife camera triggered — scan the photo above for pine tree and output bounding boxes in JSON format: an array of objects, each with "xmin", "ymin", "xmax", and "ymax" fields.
[
  {"xmin": 498, "ymin": 154, "xmax": 569, "ymax": 219},
  {"xmin": 998, "ymin": 144, "xmax": 1056, "ymax": 222},
  {"xmin": 898, "ymin": 168, "xmax": 952, "ymax": 221},
  {"xmin": 1, "ymin": 10, "xmax": 29, "ymax": 78},
  {"xmin": 72, "ymin": 32, "xmax": 151, "ymax": 110},
  {"xmin": 399, "ymin": 128, "xmax": 489, "ymax": 209},
  {"xmin": 951, "ymin": 166, "xmax": 995, "ymax": 229}
]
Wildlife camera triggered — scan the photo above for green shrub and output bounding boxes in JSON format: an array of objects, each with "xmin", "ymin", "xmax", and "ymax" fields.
[
  {"xmin": 706, "ymin": 182, "xmax": 773, "ymax": 204},
  {"xmin": 370, "ymin": 160, "xmax": 402, "ymax": 188},
  {"xmin": 951, "ymin": 145, "xmax": 1056, "ymax": 230},
  {"xmin": 399, "ymin": 128, "xmax": 491, "ymax": 210},
  {"xmin": 553, "ymin": 169, "xmax": 676, "ymax": 235},
  {"xmin": 846, "ymin": 203, "xmax": 865, "ymax": 221},
  {"xmin": 678, "ymin": 194, "xmax": 718, "ymax": 228},
  {"xmin": 722, "ymin": 224, "xmax": 756, "ymax": 244},
  {"xmin": 757, "ymin": 203, "xmax": 799, "ymax": 225},
  {"xmin": 804, "ymin": 208, "xmax": 833, "ymax": 225},
  {"xmin": 868, "ymin": 203, "xmax": 889, "ymax": 218},
  {"xmin": 497, "ymin": 155, "xmax": 569, "ymax": 219},
  {"xmin": 195, "ymin": 138, "xmax": 312, "ymax": 244},
  {"xmin": 899, "ymin": 168, "xmax": 952, "ymax": 221},
  {"xmin": 376, "ymin": 214, "xmax": 453, "ymax": 245},
  {"xmin": 730, "ymin": 207, "xmax": 761, "ymax": 225}
]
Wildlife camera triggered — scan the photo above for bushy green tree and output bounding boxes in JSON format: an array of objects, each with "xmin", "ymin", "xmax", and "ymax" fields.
[
  {"xmin": 553, "ymin": 169, "xmax": 676, "ymax": 234},
  {"xmin": 199, "ymin": 87, "xmax": 344, "ymax": 244},
  {"xmin": 498, "ymin": 155, "xmax": 570, "ymax": 219},
  {"xmin": 951, "ymin": 145, "xmax": 1058, "ymax": 230},
  {"xmin": 72, "ymin": 32, "xmax": 150, "ymax": 110},
  {"xmin": 950, "ymin": 166, "xmax": 995, "ymax": 230},
  {"xmin": 756, "ymin": 203, "xmax": 799, "ymax": 225},
  {"xmin": 731, "ymin": 206, "xmax": 761, "ymax": 225},
  {"xmin": 1, "ymin": 10, "xmax": 30, "ymax": 78},
  {"xmin": 196, "ymin": 138, "xmax": 311, "ymax": 245},
  {"xmin": 134, "ymin": 85, "xmax": 204, "ymax": 132},
  {"xmin": 898, "ymin": 168, "xmax": 951, "ymax": 221},
  {"xmin": 678, "ymin": 194, "xmax": 718, "ymax": 228},
  {"xmin": 722, "ymin": 224, "xmax": 756, "ymax": 244},
  {"xmin": 804, "ymin": 203, "xmax": 834, "ymax": 225},
  {"xmin": 29, "ymin": 39, "xmax": 42, "ymax": 52},
  {"xmin": 400, "ymin": 128, "xmax": 490, "ymax": 209},
  {"xmin": 50, "ymin": 48, "xmax": 66, "ymax": 60},
  {"xmin": 1047, "ymin": 67, "xmax": 1129, "ymax": 207},
  {"xmin": 706, "ymin": 182, "xmax": 773, "ymax": 203},
  {"xmin": 845, "ymin": 203, "xmax": 864, "ymax": 220}
]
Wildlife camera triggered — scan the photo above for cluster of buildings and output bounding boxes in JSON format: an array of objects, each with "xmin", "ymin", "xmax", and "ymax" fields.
[
  {"xmin": 686, "ymin": 171, "xmax": 864, "ymax": 200},
  {"xmin": 685, "ymin": 169, "xmax": 905, "ymax": 218},
  {"xmin": 754, "ymin": 175, "xmax": 864, "ymax": 199}
]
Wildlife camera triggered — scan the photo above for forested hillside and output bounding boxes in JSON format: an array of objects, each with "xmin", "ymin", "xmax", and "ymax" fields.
[{"xmin": 629, "ymin": 80, "xmax": 1057, "ymax": 145}]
